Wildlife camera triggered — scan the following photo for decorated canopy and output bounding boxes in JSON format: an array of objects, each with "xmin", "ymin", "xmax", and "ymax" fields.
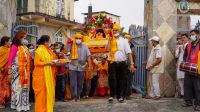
[{"xmin": 81, "ymin": 15, "xmax": 115, "ymax": 54}]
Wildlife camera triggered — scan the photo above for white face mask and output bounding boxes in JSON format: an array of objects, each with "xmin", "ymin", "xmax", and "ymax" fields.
[
  {"xmin": 55, "ymin": 49, "xmax": 60, "ymax": 53},
  {"xmin": 21, "ymin": 39, "xmax": 28, "ymax": 45},
  {"xmin": 29, "ymin": 49, "xmax": 34, "ymax": 52},
  {"xmin": 114, "ymin": 33, "xmax": 120, "ymax": 37},
  {"xmin": 190, "ymin": 35, "xmax": 197, "ymax": 42},
  {"xmin": 76, "ymin": 39, "xmax": 82, "ymax": 44}
]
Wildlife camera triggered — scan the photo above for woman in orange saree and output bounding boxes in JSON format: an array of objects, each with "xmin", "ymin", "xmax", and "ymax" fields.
[
  {"xmin": 0, "ymin": 36, "xmax": 11, "ymax": 108},
  {"xmin": 33, "ymin": 35, "xmax": 56, "ymax": 112}
]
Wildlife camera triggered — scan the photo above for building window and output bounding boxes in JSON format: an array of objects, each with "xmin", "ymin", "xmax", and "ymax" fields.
[
  {"xmin": 17, "ymin": 0, "xmax": 28, "ymax": 14},
  {"xmin": 55, "ymin": 33, "xmax": 63, "ymax": 43},
  {"xmin": 56, "ymin": 0, "xmax": 64, "ymax": 18}
]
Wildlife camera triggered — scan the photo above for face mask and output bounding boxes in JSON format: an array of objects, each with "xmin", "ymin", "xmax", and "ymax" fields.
[
  {"xmin": 190, "ymin": 35, "xmax": 196, "ymax": 42},
  {"xmin": 29, "ymin": 49, "xmax": 34, "ymax": 52},
  {"xmin": 21, "ymin": 39, "xmax": 28, "ymax": 45},
  {"xmin": 76, "ymin": 39, "xmax": 82, "ymax": 44},
  {"xmin": 55, "ymin": 49, "xmax": 60, "ymax": 53},
  {"xmin": 114, "ymin": 33, "xmax": 120, "ymax": 37}
]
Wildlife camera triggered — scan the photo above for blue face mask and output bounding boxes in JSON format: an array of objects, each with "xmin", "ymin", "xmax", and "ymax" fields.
[
  {"xmin": 190, "ymin": 35, "xmax": 196, "ymax": 42},
  {"xmin": 21, "ymin": 39, "xmax": 28, "ymax": 45}
]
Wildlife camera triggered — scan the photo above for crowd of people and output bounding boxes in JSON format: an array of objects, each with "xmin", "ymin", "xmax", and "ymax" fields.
[
  {"xmin": 0, "ymin": 25, "xmax": 200, "ymax": 112},
  {"xmin": 0, "ymin": 23, "xmax": 137, "ymax": 112},
  {"xmin": 175, "ymin": 30, "xmax": 200, "ymax": 111}
]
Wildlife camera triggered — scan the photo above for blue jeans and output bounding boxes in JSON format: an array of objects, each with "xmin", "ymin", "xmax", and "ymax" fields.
[
  {"xmin": 69, "ymin": 71, "xmax": 85, "ymax": 100},
  {"xmin": 56, "ymin": 73, "xmax": 67, "ymax": 100}
]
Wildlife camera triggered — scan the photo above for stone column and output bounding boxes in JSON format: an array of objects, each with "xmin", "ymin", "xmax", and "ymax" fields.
[
  {"xmin": 0, "ymin": 0, "xmax": 16, "ymax": 36},
  {"xmin": 144, "ymin": 0, "xmax": 177, "ymax": 97}
]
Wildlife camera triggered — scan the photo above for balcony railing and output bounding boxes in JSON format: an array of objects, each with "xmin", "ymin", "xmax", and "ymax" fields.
[
  {"xmin": 17, "ymin": 0, "xmax": 28, "ymax": 14},
  {"xmin": 17, "ymin": 8, "xmax": 28, "ymax": 14}
]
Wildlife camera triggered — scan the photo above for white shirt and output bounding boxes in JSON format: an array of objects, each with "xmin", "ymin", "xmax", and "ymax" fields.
[
  {"xmin": 114, "ymin": 37, "xmax": 132, "ymax": 61},
  {"xmin": 146, "ymin": 44, "xmax": 164, "ymax": 74}
]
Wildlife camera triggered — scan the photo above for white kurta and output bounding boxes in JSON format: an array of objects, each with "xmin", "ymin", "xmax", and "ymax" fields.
[{"xmin": 176, "ymin": 43, "xmax": 188, "ymax": 79}]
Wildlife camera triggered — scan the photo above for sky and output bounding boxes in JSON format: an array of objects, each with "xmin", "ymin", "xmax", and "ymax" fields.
[
  {"xmin": 74, "ymin": 0, "xmax": 200, "ymax": 31},
  {"xmin": 190, "ymin": 15, "xmax": 200, "ymax": 29},
  {"xmin": 74, "ymin": 0, "xmax": 144, "ymax": 32}
]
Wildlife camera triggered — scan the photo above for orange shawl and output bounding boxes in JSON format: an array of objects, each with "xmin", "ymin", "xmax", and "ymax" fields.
[
  {"xmin": 18, "ymin": 46, "xmax": 30, "ymax": 89},
  {"xmin": 0, "ymin": 46, "xmax": 10, "ymax": 68},
  {"xmin": 71, "ymin": 34, "xmax": 83, "ymax": 60}
]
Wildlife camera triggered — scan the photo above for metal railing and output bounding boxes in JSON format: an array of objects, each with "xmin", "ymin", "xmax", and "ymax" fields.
[{"xmin": 132, "ymin": 45, "xmax": 147, "ymax": 96}]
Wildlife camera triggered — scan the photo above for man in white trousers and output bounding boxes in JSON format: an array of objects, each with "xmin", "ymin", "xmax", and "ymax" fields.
[
  {"xmin": 175, "ymin": 34, "xmax": 189, "ymax": 97},
  {"xmin": 146, "ymin": 36, "xmax": 164, "ymax": 100}
]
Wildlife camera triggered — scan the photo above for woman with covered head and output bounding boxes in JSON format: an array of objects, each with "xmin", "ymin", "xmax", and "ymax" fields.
[
  {"xmin": 33, "ymin": 35, "xmax": 57, "ymax": 112},
  {"xmin": 8, "ymin": 31, "xmax": 31, "ymax": 111},
  {"xmin": 0, "ymin": 36, "xmax": 11, "ymax": 108},
  {"xmin": 68, "ymin": 33, "xmax": 91, "ymax": 101}
]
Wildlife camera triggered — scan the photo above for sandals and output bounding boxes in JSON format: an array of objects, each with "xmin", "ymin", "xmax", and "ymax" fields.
[
  {"xmin": 194, "ymin": 105, "xmax": 200, "ymax": 111},
  {"xmin": 153, "ymin": 96, "xmax": 161, "ymax": 100}
]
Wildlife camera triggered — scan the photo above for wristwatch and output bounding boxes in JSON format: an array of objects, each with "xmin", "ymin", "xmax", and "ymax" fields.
[{"xmin": 130, "ymin": 62, "xmax": 134, "ymax": 65}]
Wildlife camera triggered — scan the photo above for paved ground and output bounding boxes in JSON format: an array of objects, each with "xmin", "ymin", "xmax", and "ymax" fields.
[{"xmin": 0, "ymin": 94, "xmax": 195, "ymax": 112}]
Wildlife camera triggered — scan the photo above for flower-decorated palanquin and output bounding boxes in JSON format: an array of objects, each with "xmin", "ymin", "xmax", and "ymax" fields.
[{"xmin": 81, "ymin": 15, "xmax": 114, "ymax": 54}]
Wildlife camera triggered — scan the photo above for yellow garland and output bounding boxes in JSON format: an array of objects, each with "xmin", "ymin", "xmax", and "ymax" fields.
[
  {"xmin": 18, "ymin": 46, "xmax": 30, "ymax": 89},
  {"xmin": 109, "ymin": 37, "xmax": 118, "ymax": 63},
  {"xmin": 71, "ymin": 34, "xmax": 83, "ymax": 60}
]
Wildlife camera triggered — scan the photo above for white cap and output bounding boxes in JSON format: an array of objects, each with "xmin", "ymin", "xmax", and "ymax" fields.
[{"xmin": 149, "ymin": 36, "xmax": 160, "ymax": 42}]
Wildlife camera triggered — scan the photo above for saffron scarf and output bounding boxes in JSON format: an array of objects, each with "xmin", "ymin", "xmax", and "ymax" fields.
[
  {"xmin": 71, "ymin": 39, "xmax": 79, "ymax": 60},
  {"xmin": 109, "ymin": 37, "xmax": 118, "ymax": 63},
  {"xmin": 71, "ymin": 34, "xmax": 83, "ymax": 60},
  {"xmin": 0, "ymin": 46, "xmax": 10, "ymax": 68},
  {"xmin": 18, "ymin": 46, "xmax": 30, "ymax": 89},
  {"xmin": 35, "ymin": 45, "xmax": 55, "ymax": 112}
]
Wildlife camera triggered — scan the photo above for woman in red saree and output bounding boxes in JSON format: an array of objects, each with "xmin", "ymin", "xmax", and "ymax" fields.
[{"xmin": 0, "ymin": 36, "xmax": 11, "ymax": 108}]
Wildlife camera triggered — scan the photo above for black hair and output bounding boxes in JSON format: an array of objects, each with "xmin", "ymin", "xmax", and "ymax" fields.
[
  {"xmin": 60, "ymin": 43, "xmax": 64, "ymax": 51},
  {"xmin": 190, "ymin": 29, "xmax": 199, "ymax": 34},
  {"xmin": 0, "ymin": 36, "xmax": 10, "ymax": 46},
  {"xmin": 37, "ymin": 35, "xmax": 50, "ymax": 45},
  {"xmin": 50, "ymin": 44, "xmax": 54, "ymax": 47},
  {"xmin": 27, "ymin": 44, "xmax": 34, "ymax": 49},
  {"xmin": 181, "ymin": 33, "xmax": 188, "ymax": 38},
  {"xmin": 12, "ymin": 37, "xmax": 22, "ymax": 46},
  {"xmin": 54, "ymin": 43, "xmax": 59, "ymax": 47}
]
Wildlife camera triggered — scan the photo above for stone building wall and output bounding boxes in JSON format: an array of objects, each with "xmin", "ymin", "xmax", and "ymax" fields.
[
  {"xmin": 0, "ymin": 0, "xmax": 16, "ymax": 37},
  {"xmin": 144, "ymin": 0, "xmax": 178, "ymax": 97}
]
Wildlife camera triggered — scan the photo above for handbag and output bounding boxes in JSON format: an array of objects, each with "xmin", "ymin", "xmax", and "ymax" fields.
[{"xmin": 179, "ymin": 62, "xmax": 198, "ymax": 74}]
